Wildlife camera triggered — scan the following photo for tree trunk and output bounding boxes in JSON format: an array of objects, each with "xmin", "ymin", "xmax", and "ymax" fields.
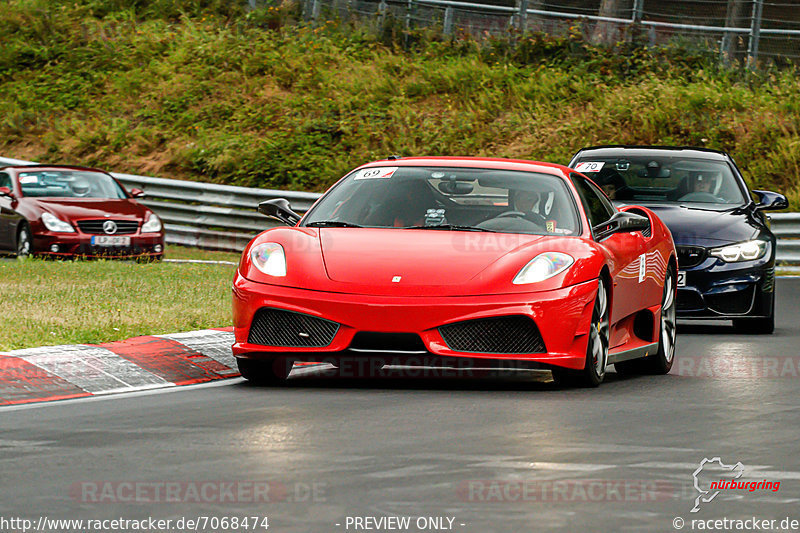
[
  {"xmin": 721, "ymin": 0, "xmax": 746, "ymax": 63},
  {"xmin": 591, "ymin": 0, "xmax": 624, "ymax": 46}
]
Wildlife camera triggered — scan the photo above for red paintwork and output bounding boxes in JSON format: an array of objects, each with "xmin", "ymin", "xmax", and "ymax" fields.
[
  {"xmin": 233, "ymin": 157, "xmax": 677, "ymax": 371},
  {"xmin": 0, "ymin": 165, "xmax": 164, "ymax": 257}
]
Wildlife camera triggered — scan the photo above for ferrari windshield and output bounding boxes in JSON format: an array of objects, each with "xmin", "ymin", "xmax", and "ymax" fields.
[
  {"xmin": 302, "ymin": 166, "xmax": 581, "ymax": 236},
  {"xmin": 17, "ymin": 170, "xmax": 127, "ymax": 199},
  {"xmin": 571, "ymin": 156, "xmax": 747, "ymax": 210}
]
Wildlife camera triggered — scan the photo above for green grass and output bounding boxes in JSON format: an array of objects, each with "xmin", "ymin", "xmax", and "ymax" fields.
[
  {"xmin": 165, "ymin": 245, "xmax": 241, "ymax": 263},
  {"xmin": 0, "ymin": 0, "xmax": 799, "ymax": 207},
  {"xmin": 0, "ymin": 254, "xmax": 235, "ymax": 351}
]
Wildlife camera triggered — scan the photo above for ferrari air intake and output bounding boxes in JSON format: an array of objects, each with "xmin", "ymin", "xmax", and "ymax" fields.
[
  {"xmin": 439, "ymin": 316, "xmax": 546, "ymax": 354},
  {"xmin": 248, "ymin": 308, "xmax": 339, "ymax": 347}
]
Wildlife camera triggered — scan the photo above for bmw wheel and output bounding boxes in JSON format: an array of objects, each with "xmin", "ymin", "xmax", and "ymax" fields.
[
  {"xmin": 552, "ymin": 277, "xmax": 610, "ymax": 388},
  {"xmin": 16, "ymin": 224, "xmax": 32, "ymax": 258}
]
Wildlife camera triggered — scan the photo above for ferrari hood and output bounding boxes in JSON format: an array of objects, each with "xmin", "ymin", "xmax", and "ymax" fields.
[
  {"xmin": 319, "ymin": 228, "xmax": 544, "ymax": 287},
  {"xmin": 635, "ymin": 204, "xmax": 760, "ymax": 246},
  {"xmin": 32, "ymin": 198, "xmax": 148, "ymax": 221}
]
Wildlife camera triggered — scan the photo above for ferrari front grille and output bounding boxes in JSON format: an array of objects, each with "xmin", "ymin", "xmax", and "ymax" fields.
[
  {"xmin": 677, "ymin": 246, "xmax": 707, "ymax": 269},
  {"xmin": 439, "ymin": 316, "xmax": 546, "ymax": 354},
  {"xmin": 77, "ymin": 219, "xmax": 139, "ymax": 235},
  {"xmin": 248, "ymin": 308, "xmax": 339, "ymax": 348}
]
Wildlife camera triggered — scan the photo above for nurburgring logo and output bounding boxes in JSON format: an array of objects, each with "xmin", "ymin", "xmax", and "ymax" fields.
[{"xmin": 691, "ymin": 457, "xmax": 781, "ymax": 513}]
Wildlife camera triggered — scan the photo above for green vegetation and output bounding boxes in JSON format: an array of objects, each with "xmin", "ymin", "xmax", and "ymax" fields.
[
  {"xmin": 1, "ymin": 0, "xmax": 799, "ymax": 207},
  {"xmin": 0, "ymin": 250, "xmax": 235, "ymax": 351}
]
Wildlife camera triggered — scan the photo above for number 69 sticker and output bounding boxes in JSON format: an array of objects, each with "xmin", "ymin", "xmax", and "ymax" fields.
[
  {"xmin": 354, "ymin": 167, "xmax": 399, "ymax": 180},
  {"xmin": 574, "ymin": 162, "xmax": 605, "ymax": 173}
]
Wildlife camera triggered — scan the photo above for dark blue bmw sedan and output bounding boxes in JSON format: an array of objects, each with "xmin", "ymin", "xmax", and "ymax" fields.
[{"xmin": 569, "ymin": 146, "xmax": 788, "ymax": 333}]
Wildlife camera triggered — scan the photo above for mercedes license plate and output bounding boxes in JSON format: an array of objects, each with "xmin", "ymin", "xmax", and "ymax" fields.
[{"xmin": 92, "ymin": 236, "xmax": 131, "ymax": 246}]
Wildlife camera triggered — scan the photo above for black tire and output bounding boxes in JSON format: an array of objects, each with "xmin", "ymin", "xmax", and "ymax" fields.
[
  {"xmin": 616, "ymin": 267, "xmax": 677, "ymax": 375},
  {"xmin": 552, "ymin": 277, "xmax": 610, "ymax": 388},
  {"xmin": 16, "ymin": 223, "xmax": 32, "ymax": 258},
  {"xmin": 237, "ymin": 356, "xmax": 294, "ymax": 385}
]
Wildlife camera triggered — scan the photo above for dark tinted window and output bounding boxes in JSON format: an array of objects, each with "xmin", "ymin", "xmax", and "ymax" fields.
[
  {"xmin": 0, "ymin": 172, "xmax": 10, "ymax": 189},
  {"xmin": 571, "ymin": 155, "xmax": 747, "ymax": 210},
  {"xmin": 571, "ymin": 174, "xmax": 616, "ymax": 228}
]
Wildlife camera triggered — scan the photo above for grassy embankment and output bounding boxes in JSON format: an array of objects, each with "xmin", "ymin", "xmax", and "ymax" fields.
[{"xmin": 0, "ymin": 0, "xmax": 798, "ymax": 205}]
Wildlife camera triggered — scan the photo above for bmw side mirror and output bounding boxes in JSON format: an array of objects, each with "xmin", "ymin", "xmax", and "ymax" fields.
[
  {"xmin": 0, "ymin": 186, "xmax": 13, "ymax": 199},
  {"xmin": 129, "ymin": 187, "xmax": 145, "ymax": 198},
  {"xmin": 258, "ymin": 198, "xmax": 302, "ymax": 226},
  {"xmin": 593, "ymin": 211, "xmax": 649, "ymax": 240},
  {"xmin": 753, "ymin": 190, "xmax": 788, "ymax": 211}
]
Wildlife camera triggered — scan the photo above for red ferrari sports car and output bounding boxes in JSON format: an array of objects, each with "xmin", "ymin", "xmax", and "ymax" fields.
[
  {"xmin": 233, "ymin": 157, "xmax": 677, "ymax": 387},
  {"xmin": 0, "ymin": 165, "xmax": 164, "ymax": 259}
]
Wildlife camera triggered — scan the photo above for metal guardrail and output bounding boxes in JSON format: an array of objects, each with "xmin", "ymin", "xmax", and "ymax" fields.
[{"xmin": 1, "ymin": 155, "xmax": 798, "ymax": 262}]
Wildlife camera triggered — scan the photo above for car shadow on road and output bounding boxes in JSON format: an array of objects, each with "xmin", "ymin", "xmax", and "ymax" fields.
[{"xmin": 236, "ymin": 365, "xmax": 663, "ymax": 393}]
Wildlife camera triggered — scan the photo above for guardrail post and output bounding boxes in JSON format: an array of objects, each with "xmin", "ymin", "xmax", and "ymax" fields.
[
  {"xmin": 747, "ymin": 0, "xmax": 764, "ymax": 67},
  {"xmin": 443, "ymin": 6, "xmax": 454, "ymax": 35},
  {"xmin": 378, "ymin": 0, "xmax": 388, "ymax": 27},
  {"xmin": 516, "ymin": 0, "xmax": 528, "ymax": 32}
]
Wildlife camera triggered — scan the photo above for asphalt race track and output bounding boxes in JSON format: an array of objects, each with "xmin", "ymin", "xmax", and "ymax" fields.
[{"xmin": 2, "ymin": 279, "xmax": 799, "ymax": 533}]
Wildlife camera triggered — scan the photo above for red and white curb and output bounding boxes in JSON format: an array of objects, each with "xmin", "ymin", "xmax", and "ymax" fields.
[{"xmin": 0, "ymin": 328, "xmax": 238, "ymax": 406}]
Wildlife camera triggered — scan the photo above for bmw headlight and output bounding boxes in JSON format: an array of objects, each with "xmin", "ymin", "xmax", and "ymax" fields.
[
  {"xmin": 250, "ymin": 242, "xmax": 287, "ymax": 277},
  {"xmin": 513, "ymin": 252, "xmax": 574, "ymax": 284},
  {"xmin": 41, "ymin": 212, "xmax": 75, "ymax": 233},
  {"xmin": 141, "ymin": 213, "xmax": 162, "ymax": 233},
  {"xmin": 709, "ymin": 240, "xmax": 767, "ymax": 263}
]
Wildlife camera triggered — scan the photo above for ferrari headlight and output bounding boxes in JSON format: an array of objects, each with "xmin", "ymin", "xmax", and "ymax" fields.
[
  {"xmin": 709, "ymin": 240, "xmax": 767, "ymax": 263},
  {"xmin": 41, "ymin": 212, "xmax": 75, "ymax": 233},
  {"xmin": 250, "ymin": 242, "xmax": 287, "ymax": 277},
  {"xmin": 513, "ymin": 252, "xmax": 574, "ymax": 284},
  {"xmin": 141, "ymin": 213, "xmax": 162, "ymax": 233}
]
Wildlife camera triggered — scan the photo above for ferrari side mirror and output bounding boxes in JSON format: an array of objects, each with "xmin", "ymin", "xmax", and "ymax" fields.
[
  {"xmin": 593, "ymin": 211, "xmax": 649, "ymax": 240},
  {"xmin": 258, "ymin": 198, "xmax": 302, "ymax": 226}
]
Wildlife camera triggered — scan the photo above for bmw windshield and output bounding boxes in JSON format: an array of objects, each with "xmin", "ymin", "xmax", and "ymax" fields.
[
  {"xmin": 302, "ymin": 166, "xmax": 581, "ymax": 236},
  {"xmin": 571, "ymin": 156, "xmax": 748, "ymax": 211},
  {"xmin": 17, "ymin": 170, "xmax": 127, "ymax": 199}
]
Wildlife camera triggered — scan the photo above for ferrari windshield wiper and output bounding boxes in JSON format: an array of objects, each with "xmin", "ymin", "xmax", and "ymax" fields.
[
  {"xmin": 404, "ymin": 224, "xmax": 496, "ymax": 233},
  {"xmin": 306, "ymin": 221, "xmax": 363, "ymax": 228}
]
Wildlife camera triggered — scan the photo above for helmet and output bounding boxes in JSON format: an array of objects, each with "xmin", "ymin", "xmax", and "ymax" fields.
[{"xmin": 70, "ymin": 177, "xmax": 90, "ymax": 197}]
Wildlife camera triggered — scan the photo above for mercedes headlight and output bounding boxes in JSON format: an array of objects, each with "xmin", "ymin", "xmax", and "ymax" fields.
[
  {"xmin": 513, "ymin": 252, "xmax": 574, "ymax": 284},
  {"xmin": 709, "ymin": 240, "xmax": 767, "ymax": 263},
  {"xmin": 250, "ymin": 242, "xmax": 287, "ymax": 277},
  {"xmin": 141, "ymin": 213, "xmax": 162, "ymax": 233},
  {"xmin": 41, "ymin": 212, "xmax": 75, "ymax": 233}
]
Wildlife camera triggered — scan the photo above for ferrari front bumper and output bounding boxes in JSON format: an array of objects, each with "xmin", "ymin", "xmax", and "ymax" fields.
[{"xmin": 232, "ymin": 272, "xmax": 598, "ymax": 371}]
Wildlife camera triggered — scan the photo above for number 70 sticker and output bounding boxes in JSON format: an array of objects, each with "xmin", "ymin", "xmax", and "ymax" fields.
[{"xmin": 574, "ymin": 162, "xmax": 605, "ymax": 173}]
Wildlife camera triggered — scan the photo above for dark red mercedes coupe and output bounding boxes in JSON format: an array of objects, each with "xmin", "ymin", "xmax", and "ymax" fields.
[{"xmin": 0, "ymin": 165, "xmax": 165, "ymax": 259}]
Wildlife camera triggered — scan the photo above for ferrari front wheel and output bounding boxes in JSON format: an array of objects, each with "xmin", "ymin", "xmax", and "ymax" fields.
[
  {"xmin": 552, "ymin": 277, "xmax": 609, "ymax": 388},
  {"xmin": 237, "ymin": 356, "xmax": 294, "ymax": 385}
]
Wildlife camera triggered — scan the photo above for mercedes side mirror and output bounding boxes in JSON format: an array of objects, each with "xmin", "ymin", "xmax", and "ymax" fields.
[
  {"xmin": 593, "ymin": 211, "xmax": 649, "ymax": 240},
  {"xmin": 258, "ymin": 198, "xmax": 302, "ymax": 226},
  {"xmin": 0, "ymin": 186, "xmax": 13, "ymax": 199},
  {"xmin": 129, "ymin": 187, "xmax": 145, "ymax": 198},
  {"xmin": 753, "ymin": 190, "xmax": 788, "ymax": 211}
]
